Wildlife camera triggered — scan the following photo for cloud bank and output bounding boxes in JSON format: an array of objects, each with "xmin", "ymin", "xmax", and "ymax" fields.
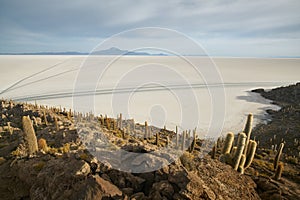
[{"xmin": 0, "ymin": 0, "xmax": 299, "ymax": 56}]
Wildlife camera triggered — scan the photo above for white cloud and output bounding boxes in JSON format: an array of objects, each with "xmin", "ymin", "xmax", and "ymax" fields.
[{"xmin": 0, "ymin": 0, "xmax": 299, "ymax": 56}]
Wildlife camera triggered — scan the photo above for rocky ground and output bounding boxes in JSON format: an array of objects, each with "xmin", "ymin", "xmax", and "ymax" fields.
[
  {"xmin": 0, "ymin": 82, "xmax": 299, "ymax": 200},
  {"xmin": 249, "ymin": 83, "xmax": 300, "ymax": 200},
  {"xmin": 0, "ymin": 100, "xmax": 259, "ymax": 200}
]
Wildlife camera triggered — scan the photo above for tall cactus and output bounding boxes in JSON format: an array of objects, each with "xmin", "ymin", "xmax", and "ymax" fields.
[
  {"xmin": 274, "ymin": 162, "xmax": 284, "ymax": 180},
  {"xmin": 54, "ymin": 116, "xmax": 59, "ymax": 131},
  {"xmin": 274, "ymin": 142, "xmax": 284, "ymax": 170},
  {"xmin": 220, "ymin": 132, "xmax": 234, "ymax": 164},
  {"xmin": 113, "ymin": 119, "xmax": 117, "ymax": 130},
  {"xmin": 238, "ymin": 154, "xmax": 246, "ymax": 174},
  {"xmin": 119, "ymin": 113, "xmax": 123, "ymax": 129},
  {"xmin": 144, "ymin": 121, "xmax": 148, "ymax": 139},
  {"xmin": 106, "ymin": 118, "xmax": 111, "ymax": 130},
  {"xmin": 22, "ymin": 116, "xmax": 38, "ymax": 155},
  {"xmin": 211, "ymin": 143, "xmax": 216, "ymax": 159},
  {"xmin": 189, "ymin": 130, "xmax": 196, "ymax": 153},
  {"xmin": 222, "ymin": 132, "xmax": 234, "ymax": 154},
  {"xmin": 233, "ymin": 132, "xmax": 247, "ymax": 170},
  {"xmin": 166, "ymin": 136, "xmax": 170, "ymax": 148},
  {"xmin": 243, "ymin": 114, "xmax": 253, "ymax": 155},
  {"xmin": 156, "ymin": 132, "xmax": 160, "ymax": 146},
  {"xmin": 230, "ymin": 146, "xmax": 237, "ymax": 158},
  {"xmin": 244, "ymin": 140, "xmax": 257, "ymax": 169},
  {"xmin": 7, "ymin": 122, "xmax": 13, "ymax": 135},
  {"xmin": 182, "ymin": 131, "xmax": 186, "ymax": 151},
  {"xmin": 176, "ymin": 126, "xmax": 179, "ymax": 148},
  {"xmin": 43, "ymin": 110, "xmax": 48, "ymax": 126}
]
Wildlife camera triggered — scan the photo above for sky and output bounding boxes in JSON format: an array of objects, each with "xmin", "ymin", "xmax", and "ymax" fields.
[{"xmin": 0, "ymin": 0, "xmax": 300, "ymax": 57}]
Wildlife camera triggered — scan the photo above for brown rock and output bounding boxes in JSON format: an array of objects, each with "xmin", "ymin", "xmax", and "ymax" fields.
[
  {"xmin": 131, "ymin": 192, "xmax": 146, "ymax": 200},
  {"xmin": 150, "ymin": 180, "xmax": 174, "ymax": 199},
  {"xmin": 122, "ymin": 187, "xmax": 134, "ymax": 196}
]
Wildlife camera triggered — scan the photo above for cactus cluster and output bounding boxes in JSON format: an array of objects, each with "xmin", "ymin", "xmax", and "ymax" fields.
[{"xmin": 219, "ymin": 114, "xmax": 257, "ymax": 174}]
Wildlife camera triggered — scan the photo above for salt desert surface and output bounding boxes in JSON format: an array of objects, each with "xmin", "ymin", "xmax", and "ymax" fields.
[{"xmin": 0, "ymin": 55, "xmax": 299, "ymax": 138}]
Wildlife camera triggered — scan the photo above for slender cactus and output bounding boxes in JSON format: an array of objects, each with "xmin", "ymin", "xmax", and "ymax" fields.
[
  {"xmin": 144, "ymin": 121, "xmax": 148, "ymax": 139},
  {"xmin": 54, "ymin": 116, "xmax": 59, "ymax": 131},
  {"xmin": 43, "ymin": 110, "xmax": 48, "ymax": 126},
  {"xmin": 274, "ymin": 142, "xmax": 284, "ymax": 170},
  {"xmin": 274, "ymin": 162, "xmax": 284, "ymax": 180},
  {"xmin": 222, "ymin": 132, "xmax": 234, "ymax": 154},
  {"xmin": 238, "ymin": 154, "xmax": 246, "ymax": 174},
  {"xmin": 217, "ymin": 137, "xmax": 222, "ymax": 149},
  {"xmin": 113, "ymin": 119, "xmax": 117, "ymax": 130},
  {"xmin": 243, "ymin": 114, "xmax": 253, "ymax": 155},
  {"xmin": 189, "ymin": 130, "xmax": 196, "ymax": 153},
  {"xmin": 127, "ymin": 123, "xmax": 130, "ymax": 134},
  {"xmin": 22, "ymin": 116, "xmax": 38, "ymax": 155},
  {"xmin": 244, "ymin": 140, "xmax": 257, "ymax": 169},
  {"xmin": 7, "ymin": 122, "xmax": 13, "ymax": 135},
  {"xmin": 182, "ymin": 131, "xmax": 186, "ymax": 151},
  {"xmin": 211, "ymin": 143, "xmax": 216, "ymax": 159},
  {"xmin": 176, "ymin": 126, "xmax": 179, "ymax": 148},
  {"xmin": 122, "ymin": 128, "xmax": 126, "ymax": 139},
  {"xmin": 230, "ymin": 146, "xmax": 237, "ymax": 158},
  {"xmin": 106, "ymin": 118, "xmax": 111, "ymax": 130},
  {"xmin": 100, "ymin": 115, "xmax": 104, "ymax": 126},
  {"xmin": 166, "ymin": 136, "xmax": 170, "ymax": 148},
  {"xmin": 119, "ymin": 113, "xmax": 123, "ymax": 129},
  {"xmin": 156, "ymin": 132, "xmax": 160, "ymax": 146},
  {"xmin": 233, "ymin": 133, "xmax": 247, "ymax": 170}
]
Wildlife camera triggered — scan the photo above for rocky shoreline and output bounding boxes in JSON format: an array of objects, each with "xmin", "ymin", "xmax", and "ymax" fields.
[{"xmin": 0, "ymin": 82, "xmax": 299, "ymax": 200}]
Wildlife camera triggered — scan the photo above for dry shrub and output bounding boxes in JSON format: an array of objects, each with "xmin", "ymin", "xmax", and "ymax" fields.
[{"xmin": 38, "ymin": 138, "xmax": 48, "ymax": 152}]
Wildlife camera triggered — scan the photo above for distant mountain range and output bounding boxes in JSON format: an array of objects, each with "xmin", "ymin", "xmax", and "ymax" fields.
[{"xmin": 0, "ymin": 47, "xmax": 168, "ymax": 56}]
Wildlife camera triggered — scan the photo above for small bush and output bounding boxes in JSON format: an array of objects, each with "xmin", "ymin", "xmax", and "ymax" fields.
[
  {"xmin": 38, "ymin": 138, "xmax": 48, "ymax": 152},
  {"xmin": 180, "ymin": 152, "xmax": 196, "ymax": 171},
  {"xmin": 285, "ymin": 156, "xmax": 298, "ymax": 164},
  {"xmin": 48, "ymin": 147, "xmax": 58, "ymax": 155},
  {"xmin": 60, "ymin": 143, "xmax": 70, "ymax": 153},
  {"xmin": 80, "ymin": 153, "xmax": 88, "ymax": 160}
]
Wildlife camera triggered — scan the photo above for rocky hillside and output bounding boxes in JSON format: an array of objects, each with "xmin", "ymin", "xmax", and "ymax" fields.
[
  {"xmin": 252, "ymin": 83, "xmax": 300, "ymax": 158},
  {"xmin": 249, "ymin": 83, "xmax": 300, "ymax": 199},
  {"xmin": 0, "ymin": 99, "xmax": 260, "ymax": 200}
]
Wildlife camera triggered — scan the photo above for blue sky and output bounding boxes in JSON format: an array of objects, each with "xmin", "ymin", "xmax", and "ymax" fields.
[{"xmin": 0, "ymin": 0, "xmax": 300, "ymax": 57}]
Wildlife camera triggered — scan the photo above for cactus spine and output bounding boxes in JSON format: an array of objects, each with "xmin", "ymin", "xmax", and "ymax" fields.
[
  {"xmin": 274, "ymin": 142, "xmax": 284, "ymax": 170},
  {"xmin": 233, "ymin": 133, "xmax": 247, "ymax": 170},
  {"xmin": 22, "ymin": 116, "xmax": 38, "ymax": 155},
  {"xmin": 274, "ymin": 162, "xmax": 284, "ymax": 180},
  {"xmin": 244, "ymin": 140, "xmax": 257, "ymax": 169}
]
